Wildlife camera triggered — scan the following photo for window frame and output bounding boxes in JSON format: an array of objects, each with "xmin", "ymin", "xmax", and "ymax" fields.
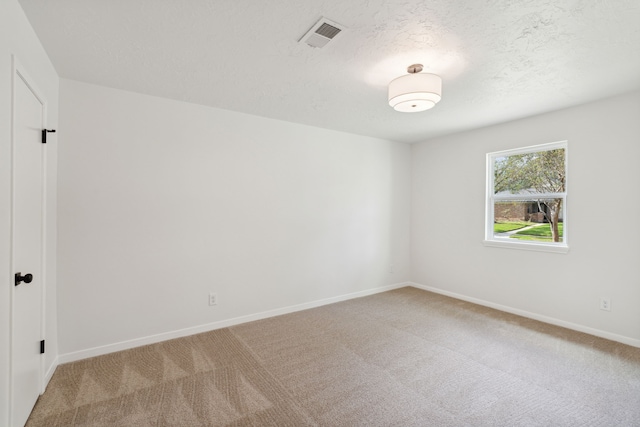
[{"xmin": 484, "ymin": 141, "xmax": 569, "ymax": 253}]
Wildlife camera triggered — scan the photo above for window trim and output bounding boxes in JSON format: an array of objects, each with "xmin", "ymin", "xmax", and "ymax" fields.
[{"xmin": 484, "ymin": 141, "xmax": 569, "ymax": 254}]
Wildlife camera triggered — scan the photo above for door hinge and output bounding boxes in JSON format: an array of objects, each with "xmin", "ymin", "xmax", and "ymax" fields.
[
  {"xmin": 40, "ymin": 340, "xmax": 45, "ymax": 354},
  {"xmin": 42, "ymin": 129, "xmax": 56, "ymax": 144}
]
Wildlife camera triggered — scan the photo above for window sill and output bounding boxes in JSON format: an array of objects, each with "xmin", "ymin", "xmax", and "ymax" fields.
[{"xmin": 483, "ymin": 239, "xmax": 569, "ymax": 254}]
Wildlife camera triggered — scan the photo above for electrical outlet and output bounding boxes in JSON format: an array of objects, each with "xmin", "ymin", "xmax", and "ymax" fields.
[
  {"xmin": 390, "ymin": 264, "xmax": 394, "ymax": 273},
  {"xmin": 600, "ymin": 297, "xmax": 611, "ymax": 311},
  {"xmin": 209, "ymin": 292, "xmax": 217, "ymax": 306}
]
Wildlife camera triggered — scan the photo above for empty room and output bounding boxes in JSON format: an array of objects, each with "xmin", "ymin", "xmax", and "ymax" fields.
[{"xmin": 2, "ymin": 0, "xmax": 640, "ymax": 425}]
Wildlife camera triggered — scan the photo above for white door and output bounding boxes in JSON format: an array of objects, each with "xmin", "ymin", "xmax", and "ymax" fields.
[{"xmin": 11, "ymin": 63, "xmax": 45, "ymax": 427}]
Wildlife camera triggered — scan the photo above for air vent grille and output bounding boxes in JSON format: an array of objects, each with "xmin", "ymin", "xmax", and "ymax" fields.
[
  {"xmin": 316, "ymin": 23, "xmax": 341, "ymax": 39},
  {"xmin": 299, "ymin": 17, "xmax": 345, "ymax": 48}
]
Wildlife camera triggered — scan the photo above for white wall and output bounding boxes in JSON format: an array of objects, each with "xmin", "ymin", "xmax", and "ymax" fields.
[
  {"xmin": 57, "ymin": 79, "xmax": 411, "ymax": 358},
  {"xmin": 0, "ymin": 0, "xmax": 59, "ymax": 423},
  {"xmin": 411, "ymin": 91, "xmax": 640, "ymax": 345}
]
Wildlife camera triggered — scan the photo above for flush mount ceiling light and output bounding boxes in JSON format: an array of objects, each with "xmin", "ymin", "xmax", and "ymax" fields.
[{"xmin": 388, "ymin": 64, "xmax": 442, "ymax": 112}]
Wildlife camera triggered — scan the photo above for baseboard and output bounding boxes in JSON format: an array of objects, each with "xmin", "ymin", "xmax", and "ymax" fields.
[
  {"xmin": 58, "ymin": 282, "xmax": 410, "ymax": 364},
  {"xmin": 409, "ymin": 282, "xmax": 640, "ymax": 348}
]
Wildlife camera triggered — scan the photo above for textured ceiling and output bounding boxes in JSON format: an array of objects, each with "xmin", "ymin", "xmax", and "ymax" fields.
[{"xmin": 18, "ymin": 0, "xmax": 640, "ymax": 143}]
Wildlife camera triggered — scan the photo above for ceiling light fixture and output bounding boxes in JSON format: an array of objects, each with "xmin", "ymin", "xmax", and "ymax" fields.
[{"xmin": 388, "ymin": 64, "xmax": 442, "ymax": 112}]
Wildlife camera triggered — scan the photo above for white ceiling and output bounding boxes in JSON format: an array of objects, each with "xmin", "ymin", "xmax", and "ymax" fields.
[{"xmin": 18, "ymin": 0, "xmax": 640, "ymax": 143}]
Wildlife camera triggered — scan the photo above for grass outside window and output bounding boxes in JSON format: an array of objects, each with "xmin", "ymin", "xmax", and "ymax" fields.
[{"xmin": 494, "ymin": 222, "xmax": 564, "ymax": 242}]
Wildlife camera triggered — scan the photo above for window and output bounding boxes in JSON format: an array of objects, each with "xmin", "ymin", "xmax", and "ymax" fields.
[{"xmin": 485, "ymin": 141, "xmax": 568, "ymax": 253}]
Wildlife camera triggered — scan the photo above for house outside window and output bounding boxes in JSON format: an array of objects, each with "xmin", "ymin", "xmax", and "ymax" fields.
[{"xmin": 484, "ymin": 141, "xmax": 568, "ymax": 253}]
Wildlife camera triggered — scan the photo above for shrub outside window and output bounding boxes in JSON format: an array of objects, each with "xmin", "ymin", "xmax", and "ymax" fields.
[{"xmin": 485, "ymin": 141, "xmax": 568, "ymax": 253}]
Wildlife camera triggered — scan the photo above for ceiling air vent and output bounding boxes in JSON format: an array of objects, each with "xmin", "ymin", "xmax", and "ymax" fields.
[{"xmin": 299, "ymin": 17, "xmax": 345, "ymax": 48}]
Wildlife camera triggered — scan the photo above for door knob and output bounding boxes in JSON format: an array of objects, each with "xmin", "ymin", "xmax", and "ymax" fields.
[{"xmin": 15, "ymin": 272, "xmax": 33, "ymax": 286}]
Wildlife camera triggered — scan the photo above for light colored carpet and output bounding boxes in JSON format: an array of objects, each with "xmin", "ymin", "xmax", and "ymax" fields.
[{"xmin": 27, "ymin": 287, "xmax": 640, "ymax": 426}]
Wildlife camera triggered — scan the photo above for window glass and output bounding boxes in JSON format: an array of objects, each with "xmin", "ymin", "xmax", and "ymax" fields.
[{"xmin": 486, "ymin": 142, "xmax": 567, "ymax": 251}]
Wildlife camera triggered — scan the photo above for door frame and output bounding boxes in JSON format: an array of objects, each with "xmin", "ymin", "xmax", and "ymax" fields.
[{"xmin": 10, "ymin": 55, "xmax": 48, "ymax": 424}]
